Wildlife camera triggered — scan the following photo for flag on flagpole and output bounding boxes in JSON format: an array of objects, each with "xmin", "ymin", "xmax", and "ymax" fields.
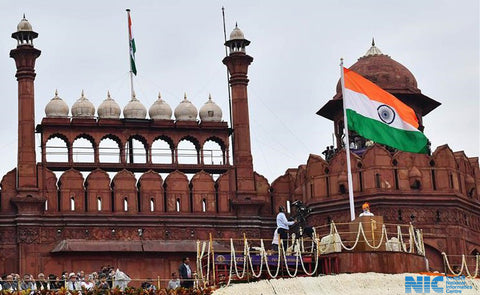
[
  {"xmin": 127, "ymin": 10, "xmax": 137, "ymax": 75},
  {"xmin": 342, "ymin": 67, "xmax": 428, "ymax": 153}
]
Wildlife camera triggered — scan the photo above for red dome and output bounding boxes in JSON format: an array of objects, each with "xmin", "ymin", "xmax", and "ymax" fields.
[{"xmin": 335, "ymin": 54, "xmax": 420, "ymax": 98}]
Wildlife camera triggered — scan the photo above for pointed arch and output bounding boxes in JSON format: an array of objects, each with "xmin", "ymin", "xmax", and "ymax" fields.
[
  {"xmin": 177, "ymin": 136, "xmax": 200, "ymax": 164},
  {"xmin": 72, "ymin": 134, "xmax": 95, "ymax": 163},
  {"xmin": 85, "ymin": 169, "xmax": 111, "ymax": 212},
  {"xmin": 45, "ymin": 133, "xmax": 69, "ymax": 162},
  {"xmin": 125, "ymin": 134, "xmax": 148, "ymax": 164},
  {"xmin": 99, "ymin": 134, "xmax": 122, "ymax": 163},
  {"xmin": 191, "ymin": 171, "xmax": 215, "ymax": 213},
  {"xmin": 164, "ymin": 170, "xmax": 190, "ymax": 212},
  {"xmin": 202, "ymin": 137, "xmax": 225, "ymax": 165},
  {"xmin": 138, "ymin": 170, "xmax": 164, "ymax": 213},
  {"xmin": 216, "ymin": 170, "xmax": 234, "ymax": 214},
  {"xmin": 112, "ymin": 169, "xmax": 138, "ymax": 213},
  {"xmin": 58, "ymin": 169, "xmax": 85, "ymax": 212},
  {"xmin": 152, "ymin": 135, "xmax": 174, "ymax": 164}
]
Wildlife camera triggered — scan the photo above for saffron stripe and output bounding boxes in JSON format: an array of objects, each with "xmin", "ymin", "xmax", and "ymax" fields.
[{"xmin": 344, "ymin": 68, "xmax": 419, "ymax": 128}]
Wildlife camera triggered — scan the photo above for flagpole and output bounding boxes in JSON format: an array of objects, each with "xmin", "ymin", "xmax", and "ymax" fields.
[
  {"xmin": 221, "ymin": 7, "xmax": 233, "ymax": 131},
  {"xmin": 340, "ymin": 59, "xmax": 356, "ymax": 221},
  {"xmin": 126, "ymin": 9, "xmax": 135, "ymax": 100}
]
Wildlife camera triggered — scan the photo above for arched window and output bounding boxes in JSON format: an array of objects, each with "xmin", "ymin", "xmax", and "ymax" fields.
[
  {"xmin": 97, "ymin": 197, "xmax": 102, "ymax": 211},
  {"xmin": 151, "ymin": 138, "xmax": 173, "ymax": 164},
  {"xmin": 203, "ymin": 140, "xmax": 223, "ymax": 165},
  {"xmin": 70, "ymin": 196, "xmax": 75, "ymax": 211},
  {"xmin": 202, "ymin": 198, "xmax": 207, "ymax": 212},
  {"xmin": 123, "ymin": 197, "xmax": 128, "ymax": 212},
  {"xmin": 150, "ymin": 198, "xmax": 155, "ymax": 212},
  {"xmin": 99, "ymin": 138, "xmax": 120, "ymax": 163},
  {"xmin": 45, "ymin": 137, "xmax": 68, "ymax": 162},
  {"xmin": 177, "ymin": 139, "xmax": 198, "ymax": 164},
  {"xmin": 45, "ymin": 200, "xmax": 48, "ymax": 211},
  {"xmin": 286, "ymin": 200, "xmax": 291, "ymax": 214},
  {"xmin": 176, "ymin": 198, "xmax": 180, "ymax": 212},
  {"xmin": 375, "ymin": 173, "xmax": 381, "ymax": 188},
  {"xmin": 72, "ymin": 137, "xmax": 94, "ymax": 162},
  {"xmin": 125, "ymin": 137, "xmax": 147, "ymax": 164}
]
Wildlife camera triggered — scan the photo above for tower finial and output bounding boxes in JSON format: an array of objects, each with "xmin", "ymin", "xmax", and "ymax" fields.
[
  {"xmin": 235, "ymin": 22, "xmax": 238, "ymax": 28},
  {"xmin": 107, "ymin": 90, "xmax": 111, "ymax": 99},
  {"xmin": 55, "ymin": 89, "xmax": 58, "ymax": 96},
  {"xmin": 158, "ymin": 92, "xmax": 162, "ymax": 99},
  {"xmin": 184, "ymin": 92, "xmax": 187, "ymax": 100},
  {"xmin": 23, "ymin": 13, "xmax": 26, "ymax": 19},
  {"xmin": 372, "ymin": 37, "xmax": 375, "ymax": 46}
]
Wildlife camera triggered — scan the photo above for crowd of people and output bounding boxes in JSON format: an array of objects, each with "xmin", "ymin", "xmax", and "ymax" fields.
[
  {"xmin": 0, "ymin": 266, "xmax": 119, "ymax": 292},
  {"xmin": 0, "ymin": 260, "xmax": 195, "ymax": 293}
]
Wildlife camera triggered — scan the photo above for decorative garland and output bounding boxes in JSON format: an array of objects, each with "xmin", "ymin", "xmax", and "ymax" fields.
[
  {"xmin": 198, "ymin": 220, "xmax": 428, "ymax": 287},
  {"xmin": 442, "ymin": 253, "xmax": 480, "ymax": 278}
]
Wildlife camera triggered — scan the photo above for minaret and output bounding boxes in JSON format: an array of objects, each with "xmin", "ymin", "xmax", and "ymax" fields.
[
  {"xmin": 223, "ymin": 24, "xmax": 263, "ymax": 214},
  {"xmin": 10, "ymin": 15, "xmax": 41, "ymax": 194}
]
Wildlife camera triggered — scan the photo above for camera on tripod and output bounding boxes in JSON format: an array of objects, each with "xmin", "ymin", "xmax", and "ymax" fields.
[{"xmin": 291, "ymin": 200, "xmax": 311, "ymax": 224}]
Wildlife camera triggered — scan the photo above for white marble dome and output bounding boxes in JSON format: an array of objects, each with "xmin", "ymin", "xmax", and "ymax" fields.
[
  {"xmin": 123, "ymin": 93, "xmax": 147, "ymax": 119},
  {"xmin": 174, "ymin": 93, "xmax": 198, "ymax": 121},
  {"xmin": 17, "ymin": 15, "xmax": 33, "ymax": 32},
  {"xmin": 229, "ymin": 24, "xmax": 245, "ymax": 40},
  {"xmin": 45, "ymin": 90, "xmax": 69, "ymax": 118},
  {"xmin": 149, "ymin": 92, "xmax": 172, "ymax": 120},
  {"xmin": 98, "ymin": 91, "xmax": 121, "ymax": 119},
  {"xmin": 199, "ymin": 94, "xmax": 222, "ymax": 122},
  {"xmin": 71, "ymin": 90, "xmax": 95, "ymax": 118}
]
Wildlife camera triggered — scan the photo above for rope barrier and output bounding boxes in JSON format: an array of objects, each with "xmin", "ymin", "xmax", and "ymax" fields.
[
  {"xmin": 280, "ymin": 238, "xmax": 300, "ymax": 278},
  {"xmin": 199, "ymin": 220, "xmax": 429, "ymax": 287},
  {"xmin": 442, "ymin": 253, "xmax": 480, "ymax": 278},
  {"xmin": 260, "ymin": 239, "xmax": 282, "ymax": 279},
  {"xmin": 245, "ymin": 239, "xmax": 264, "ymax": 279}
]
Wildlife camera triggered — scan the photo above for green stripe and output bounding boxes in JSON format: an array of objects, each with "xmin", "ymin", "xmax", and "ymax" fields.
[
  {"xmin": 130, "ymin": 39, "xmax": 137, "ymax": 75},
  {"xmin": 346, "ymin": 109, "xmax": 428, "ymax": 154}
]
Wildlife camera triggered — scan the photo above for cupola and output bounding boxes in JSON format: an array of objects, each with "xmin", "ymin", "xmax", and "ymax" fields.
[
  {"xmin": 174, "ymin": 93, "xmax": 198, "ymax": 121},
  {"xmin": 149, "ymin": 92, "xmax": 172, "ymax": 120},
  {"xmin": 199, "ymin": 94, "xmax": 222, "ymax": 122},
  {"xmin": 224, "ymin": 23, "xmax": 250, "ymax": 53},
  {"xmin": 123, "ymin": 92, "xmax": 147, "ymax": 119},
  {"xmin": 71, "ymin": 90, "xmax": 95, "ymax": 118},
  {"xmin": 45, "ymin": 90, "xmax": 69, "ymax": 118},
  {"xmin": 12, "ymin": 14, "xmax": 38, "ymax": 46},
  {"xmin": 98, "ymin": 91, "xmax": 121, "ymax": 119}
]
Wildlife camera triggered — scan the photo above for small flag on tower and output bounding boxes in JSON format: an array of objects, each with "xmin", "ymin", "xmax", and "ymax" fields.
[
  {"xmin": 342, "ymin": 67, "xmax": 428, "ymax": 153},
  {"xmin": 127, "ymin": 9, "xmax": 137, "ymax": 75}
]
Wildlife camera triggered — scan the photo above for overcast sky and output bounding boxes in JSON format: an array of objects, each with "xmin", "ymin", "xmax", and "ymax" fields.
[{"xmin": 0, "ymin": 0, "xmax": 478, "ymax": 183}]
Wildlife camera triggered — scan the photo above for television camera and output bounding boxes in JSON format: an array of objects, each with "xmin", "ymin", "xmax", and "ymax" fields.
[
  {"xmin": 291, "ymin": 200, "xmax": 311, "ymax": 225},
  {"xmin": 291, "ymin": 200, "xmax": 314, "ymax": 240}
]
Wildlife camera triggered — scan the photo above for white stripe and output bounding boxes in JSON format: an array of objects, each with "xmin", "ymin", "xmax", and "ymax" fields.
[{"xmin": 344, "ymin": 88, "xmax": 418, "ymax": 132}]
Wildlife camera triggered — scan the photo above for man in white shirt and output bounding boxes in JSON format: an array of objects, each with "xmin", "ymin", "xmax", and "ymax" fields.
[
  {"xmin": 66, "ymin": 273, "xmax": 82, "ymax": 291},
  {"xmin": 276, "ymin": 206, "xmax": 295, "ymax": 252},
  {"xmin": 167, "ymin": 272, "xmax": 180, "ymax": 290}
]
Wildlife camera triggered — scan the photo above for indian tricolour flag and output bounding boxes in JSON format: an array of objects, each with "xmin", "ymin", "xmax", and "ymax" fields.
[
  {"xmin": 342, "ymin": 67, "xmax": 428, "ymax": 153},
  {"xmin": 127, "ymin": 10, "xmax": 137, "ymax": 75}
]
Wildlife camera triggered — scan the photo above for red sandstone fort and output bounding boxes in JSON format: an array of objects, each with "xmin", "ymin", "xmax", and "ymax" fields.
[{"xmin": 0, "ymin": 16, "xmax": 479, "ymax": 281}]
